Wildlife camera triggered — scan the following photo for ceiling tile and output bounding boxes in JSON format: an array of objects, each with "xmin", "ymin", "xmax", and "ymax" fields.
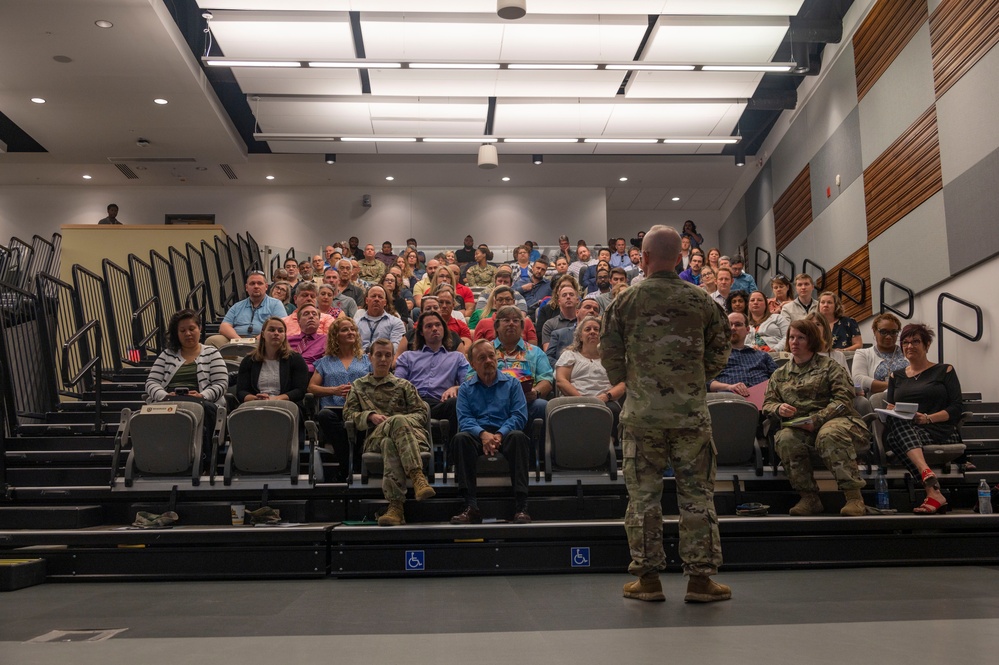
[
  {"xmin": 631, "ymin": 188, "xmax": 671, "ymax": 209},
  {"xmin": 660, "ymin": 0, "xmax": 804, "ymax": 15},
  {"xmin": 607, "ymin": 188, "xmax": 642, "ymax": 209},
  {"xmin": 644, "ymin": 16, "xmax": 789, "ymax": 64},
  {"xmin": 625, "ymin": 71, "xmax": 763, "ymax": 99},
  {"xmin": 232, "ymin": 68, "xmax": 362, "ymax": 96},
  {"xmin": 208, "ymin": 11, "xmax": 355, "ymax": 60}
]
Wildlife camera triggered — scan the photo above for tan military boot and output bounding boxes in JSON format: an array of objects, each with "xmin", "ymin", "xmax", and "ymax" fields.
[
  {"xmin": 789, "ymin": 491, "xmax": 824, "ymax": 516},
  {"xmin": 684, "ymin": 575, "xmax": 732, "ymax": 603},
  {"xmin": 409, "ymin": 469, "xmax": 436, "ymax": 501},
  {"xmin": 840, "ymin": 489, "xmax": 866, "ymax": 516},
  {"xmin": 377, "ymin": 500, "xmax": 406, "ymax": 526},
  {"xmin": 622, "ymin": 572, "xmax": 665, "ymax": 602}
]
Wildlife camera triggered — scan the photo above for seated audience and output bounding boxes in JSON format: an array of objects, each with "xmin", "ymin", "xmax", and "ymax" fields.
[
  {"xmin": 699, "ymin": 266, "xmax": 717, "ymax": 294},
  {"xmin": 322, "ymin": 269, "xmax": 358, "ymax": 318},
  {"xmin": 287, "ymin": 304, "xmax": 327, "ymax": 371},
  {"xmin": 550, "ymin": 234, "xmax": 577, "ymax": 264},
  {"xmin": 781, "ymin": 273, "xmax": 818, "ymax": 322},
  {"xmin": 451, "ymin": 339, "xmax": 531, "ymax": 525},
  {"xmin": 358, "ymin": 244, "xmax": 386, "ymax": 283},
  {"xmin": 581, "ymin": 248, "xmax": 613, "ymax": 293},
  {"xmin": 596, "ymin": 268, "xmax": 629, "ymax": 311},
  {"xmin": 768, "ymin": 275, "xmax": 794, "ymax": 314},
  {"xmin": 805, "ymin": 312, "xmax": 848, "ymax": 370},
  {"xmin": 236, "ymin": 316, "xmax": 309, "ymax": 406},
  {"xmin": 676, "ymin": 234, "xmax": 693, "ymax": 272},
  {"xmin": 284, "ymin": 282, "xmax": 336, "ymax": 336},
  {"xmin": 145, "ymin": 309, "xmax": 229, "ymax": 469},
  {"xmin": 335, "ymin": 259, "xmax": 366, "ymax": 309},
  {"xmin": 762, "ymin": 318, "xmax": 869, "ymax": 517},
  {"xmin": 374, "ymin": 241, "xmax": 397, "ymax": 269},
  {"xmin": 709, "ymin": 312, "xmax": 777, "ymax": 396},
  {"xmin": 412, "ymin": 258, "xmax": 440, "ymax": 308},
  {"xmin": 395, "ymin": 311, "xmax": 470, "ymax": 437},
  {"xmin": 344, "ymin": 338, "xmax": 435, "ymax": 526},
  {"xmin": 586, "ymin": 265, "xmax": 611, "ymax": 300},
  {"xmin": 455, "ymin": 235, "xmax": 476, "ymax": 265},
  {"xmin": 270, "ymin": 281, "xmax": 295, "ymax": 315},
  {"xmin": 546, "ymin": 296, "xmax": 601, "ymax": 367},
  {"xmin": 851, "ymin": 313, "xmax": 907, "ymax": 395},
  {"xmin": 317, "ymin": 284, "xmax": 346, "ymax": 321},
  {"xmin": 310, "ymin": 318, "xmax": 372, "ymax": 482},
  {"xmin": 679, "ymin": 251, "xmax": 703, "ymax": 285},
  {"xmin": 208, "ymin": 270, "xmax": 286, "ymax": 348},
  {"xmin": 884, "ymin": 323, "xmax": 963, "ymax": 514},
  {"xmin": 380, "ymin": 272, "xmax": 412, "ymax": 322},
  {"xmin": 473, "ymin": 286, "xmax": 538, "ymax": 344},
  {"xmin": 625, "ymin": 247, "xmax": 643, "ymax": 282},
  {"xmin": 554, "ymin": 315, "xmax": 626, "ymax": 434},
  {"xmin": 404, "ymin": 296, "xmax": 461, "ymax": 352},
  {"xmin": 705, "ymin": 247, "xmax": 721, "ymax": 272},
  {"xmin": 400, "ymin": 247, "xmax": 423, "ymax": 287},
  {"xmin": 283, "ymin": 258, "xmax": 301, "ymax": 292},
  {"xmin": 354, "ymin": 285, "xmax": 406, "ymax": 353},
  {"xmin": 465, "ymin": 246, "xmax": 497, "ymax": 287},
  {"xmin": 746, "ymin": 290, "xmax": 788, "ymax": 351},
  {"xmin": 445, "ymin": 264, "xmax": 476, "ymax": 317},
  {"xmin": 568, "ymin": 245, "xmax": 597, "ymax": 279},
  {"xmin": 682, "ymin": 220, "xmax": 704, "ymax": 249},
  {"xmin": 540, "ymin": 280, "xmax": 580, "ymax": 349},
  {"xmin": 430, "ymin": 265, "xmax": 467, "ymax": 315},
  {"xmin": 433, "ymin": 286, "xmax": 473, "ymax": 353},
  {"xmin": 818, "ymin": 291, "xmax": 862, "ymax": 351},
  {"xmin": 473, "ymin": 267, "xmax": 528, "ymax": 315},
  {"xmin": 515, "ymin": 258, "xmax": 552, "ymax": 315},
  {"xmin": 298, "ymin": 260, "xmax": 315, "ymax": 284},
  {"xmin": 710, "ymin": 267, "xmax": 733, "ymax": 309},
  {"xmin": 730, "ymin": 256, "xmax": 758, "ymax": 293},
  {"xmin": 610, "ymin": 237, "xmax": 633, "ymax": 269},
  {"xmin": 725, "ymin": 289, "xmax": 749, "ymax": 316}
]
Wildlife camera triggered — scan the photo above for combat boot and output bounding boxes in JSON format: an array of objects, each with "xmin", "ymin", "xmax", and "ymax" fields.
[
  {"xmin": 409, "ymin": 469, "xmax": 436, "ymax": 501},
  {"xmin": 789, "ymin": 491, "xmax": 824, "ymax": 516},
  {"xmin": 622, "ymin": 572, "xmax": 665, "ymax": 602},
  {"xmin": 684, "ymin": 576, "xmax": 732, "ymax": 603},
  {"xmin": 377, "ymin": 500, "xmax": 406, "ymax": 526},
  {"xmin": 840, "ymin": 489, "xmax": 866, "ymax": 516}
]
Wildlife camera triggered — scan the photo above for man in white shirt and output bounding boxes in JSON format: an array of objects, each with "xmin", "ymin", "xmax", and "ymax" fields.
[
  {"xmin": 780, "ymin": 273, "xmax": 818, "ymax": 322},
  {"xmin": 710, "ymin": 267, "xmax": 733, "ymax": 309},
  {"xmin": 568, "ymin": 245, "xmax": 597, "ymax": 279},
  {"xmin": 354, "ymin": 285, "xmax": 406, "ymax": 353}
]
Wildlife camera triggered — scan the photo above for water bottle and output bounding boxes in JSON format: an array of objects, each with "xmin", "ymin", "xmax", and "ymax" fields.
[
  {"xmin": 875, "ymin": 472, "xmax": 889, "ymax": 510},
  {"xmin": 978, "ymin": 479, "xmax": 993, "ymax": 514}
]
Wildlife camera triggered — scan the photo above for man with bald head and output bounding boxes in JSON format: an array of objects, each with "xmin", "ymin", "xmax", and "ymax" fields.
[{"xmin": 601, "ymin": 224, "xmax": 732, "ymax": 604}]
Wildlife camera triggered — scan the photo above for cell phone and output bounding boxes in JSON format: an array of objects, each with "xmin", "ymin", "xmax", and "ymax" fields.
[{"xmin": 174, "ymin": 387, "xmax": 190, "ymax": 396}]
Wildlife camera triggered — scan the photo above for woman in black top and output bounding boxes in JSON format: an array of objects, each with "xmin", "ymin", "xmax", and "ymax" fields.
[
  {"xmin": 885, "ymin": 323, "xmax": 963, "ymax": 514},
  {"xmin": 235, "ymin": 317, "xmax": 310, "ymax": 406}
]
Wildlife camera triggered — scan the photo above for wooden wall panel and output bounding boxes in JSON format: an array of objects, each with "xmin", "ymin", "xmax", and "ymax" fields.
[
  {"xmin": 864, "ymin": 106, "xmax": 942, "ymax": 242},
  {"xmin": 853, "ymin": 0, "xmax": 928, "ymax": 101},
  {"xmin": 930, "ymin": 0, "xmax": 999, "ymax": 98},
  {"xmin": 826, "ymin": 245, "xmax": 873, "ymax": 322},
  {"xmin": 774, "ymin": 165, "xmax": 811, "ymax": 252}
]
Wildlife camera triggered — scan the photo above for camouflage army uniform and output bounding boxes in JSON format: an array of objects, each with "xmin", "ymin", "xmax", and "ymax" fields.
[
  {"xmin": 343, "ymin": 373, "xmax": 429, "ymax": 502},
  {"xmin": 601, "ymin": 270, "xmax": 730, "ymax": 578},
  {"xmin": 465, "ymin": 264, "xmax": 497, "ymax": 287},
  {"xmin": 762, "ymin": 355, "xmax": 868, "ymax": 492},
  {"xmin": 358, "ymin": 258, "xmax": 386, "ymax": 284}
]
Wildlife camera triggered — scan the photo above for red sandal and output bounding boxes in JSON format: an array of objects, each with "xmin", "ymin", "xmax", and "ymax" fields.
[
  {"xmin": 913, "ymin": 496, "xmax": 950, "ymax": 514},
  {"xmin": 920, "ymin": 468, "xmax": 939, "ymax": 489}
]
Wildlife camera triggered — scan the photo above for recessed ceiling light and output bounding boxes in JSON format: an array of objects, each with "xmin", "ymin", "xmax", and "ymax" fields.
[
  {"xmin": 95, "ymin": 20, "xmax": 113, "ymax": 29},
  {"xmin": 82, "ymin": 175, "xmax": 92, "ymax": 180},
  {"xmin": 385, "ymin": 176, "xmax": 395, "ymax": 181},
  {"xmin": 619, "ymin": 177, "xmax": 628, "ymax": 182},
  {"xmin": 265, "ymin": 175, "xmax": 275, "ymax": 180},
  {"xmin": 502, "ymin": 177, "xmax": 511, "ymax": 182},
  {"xmin": 672, "ymin": 197, "xmax": 680, "ymax": 201},
  {"xmin": 154, "ymin": 98, "xmax": 168, "ymax": 105},
  {"xmin": 31, "ymin": 97, "xmax": 46, "ymax": 104}
]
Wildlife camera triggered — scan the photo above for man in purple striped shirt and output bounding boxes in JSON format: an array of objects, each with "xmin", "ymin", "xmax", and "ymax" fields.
[{"xmin": 394, "ymin": 311, "xmax": 470, "ymax": 436}]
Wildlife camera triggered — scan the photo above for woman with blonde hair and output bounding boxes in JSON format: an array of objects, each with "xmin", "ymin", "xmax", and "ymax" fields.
[
  {"xmin": 235, "ymin": 316, "xmax": 310, "ymax": 404},
  {"xmin": 555, "ymin": 314, "xmax": 625, "ymax": 434},
  {"xmin": 817, "ymin": 291, "xmax": 862, "ymax": 351}
]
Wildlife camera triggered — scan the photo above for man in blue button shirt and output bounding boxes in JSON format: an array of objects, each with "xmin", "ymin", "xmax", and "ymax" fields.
[
  {"xmin": 450, "ymin": 338, "xmax": 531, "ymax": 525},
  {"xmin": 708, "ymin": 312, "xmax": 777, "ymax": 397},
  {"xmin": 207, "ymin": 270, "xmax": 286, "ymax": 348}
]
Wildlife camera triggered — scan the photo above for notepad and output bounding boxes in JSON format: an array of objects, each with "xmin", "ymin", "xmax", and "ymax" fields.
[{"xmin": 874, "ymin": 401, "xmax": 918, "ymax": 422}]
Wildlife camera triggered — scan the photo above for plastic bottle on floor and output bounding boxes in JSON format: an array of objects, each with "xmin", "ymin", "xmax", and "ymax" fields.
[
  {"xmin": 978, "ymin": 479, "xmax": 993, "ymax": 515},
  {"xmin": 875, "ymin": 472, "xmax": 889, "ymax": 510}
]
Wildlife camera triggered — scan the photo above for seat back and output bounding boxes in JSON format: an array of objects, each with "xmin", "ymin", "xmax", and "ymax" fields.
[
  {"xmin": 227, "ymin": 401, "xmax": 297, "ymax": 473},
  {"xmin": 130, "ymin": 402, "xmax": 202, "ymax": 474},
  {"xmin": 219, "ymin": 342, "xmax": 256, "ymax": 360},
  {"xmin": 707, "ymin": 399, "xmax": 760, "ymax": 467},
  {"xmin": 545, "ymin": 396, "xmax": 615, "ymax": 478}
]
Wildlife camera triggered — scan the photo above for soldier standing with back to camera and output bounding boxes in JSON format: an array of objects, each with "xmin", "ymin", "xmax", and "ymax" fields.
[{"xmin": 601, "ymin": 224, "xmax": 732, "ymax": 603}]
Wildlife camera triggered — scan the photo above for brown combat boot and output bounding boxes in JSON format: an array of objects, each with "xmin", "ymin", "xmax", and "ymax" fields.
[
  {"xmin": 684, "ymin": 575, "xmax": 732, "ymax": 603},
  {"xmin": 789, "ymin": 491, "xmax": 824, "ymax": 516},
  {"xmin": 840, "ymin": 488, "xmax": 866, "ymax": 516},
  {"xmin": 409, "ymin": 469, "xmax": 436, "ymax": 501},
  {"xmin": 622, "ymin": 571, "xmax": 665, "ymax": 602},
  {"xmin": 377, "ymin": 500, "xmax": 406, "ymax": 526}
]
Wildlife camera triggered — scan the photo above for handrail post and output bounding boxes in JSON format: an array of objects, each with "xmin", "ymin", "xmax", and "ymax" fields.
[
  {"xmin": 837, "ymin": 267, "xmax": 867, "ymax": 307},
  {"xmin": 754, "ymin": 247, "xmax": 771, "ymax": 290},
  {"xmin": 802, "ymin": 259, "xmax": 827, "ymax": 291},
  {"xmin": 879, "ymin": 277, "xmax": 914, "ymax": 319},
  {"xmin": 936, "ymin": 293, "xmax": 983, "ymax": 364},
  {"xmin": 776, "ymin": 253, "xmax": 795, "ymax": 281}
]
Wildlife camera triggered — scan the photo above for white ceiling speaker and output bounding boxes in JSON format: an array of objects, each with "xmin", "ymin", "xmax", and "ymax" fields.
[
  {"xmin": 497, "ymin": 0, "xmax": 526, "ymax": 20},
  {"xmin": 477, "ymin": 143, "xmax": 498, "ymax": 169}
]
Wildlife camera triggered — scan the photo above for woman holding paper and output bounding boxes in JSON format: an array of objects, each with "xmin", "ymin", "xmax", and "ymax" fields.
[
  {"xmin": 884, "ymin": 323, "xmax": 963, "ymax": 514},
  {"xmin": 762, "ymin": 318, "xmax": 869, "ymax": 517}
]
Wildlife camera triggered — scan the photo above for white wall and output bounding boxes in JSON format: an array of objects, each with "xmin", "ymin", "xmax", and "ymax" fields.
[
  {"xmin": 0, "ymin": 185, "xmax": 609, "ymax": 254},
  {"xmin": 605, "ymin": 209, "xmax": 723, "ymax": 249}
]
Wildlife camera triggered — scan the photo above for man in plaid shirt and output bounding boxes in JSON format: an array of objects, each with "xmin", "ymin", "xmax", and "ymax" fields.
[{"xmin": 709, "ymin": 311, "xmax": 777, "ymax": 397}]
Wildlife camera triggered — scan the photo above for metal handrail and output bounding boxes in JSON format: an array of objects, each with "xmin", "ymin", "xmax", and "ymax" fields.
[
  {"xmin": 754, "ymin": 247, "xmax": 771, "ymax": 289},
  {"xmin": 937, "ymin": 293, "xmax": 983, "ymax": 364},
  {"xmin": 880, "ymin": 277, "xmax": 914, "ymax": 320},
  {"xmin": 776, "ymin": 253, "xmax": 795, "ymax": 281},
  {"xmin": 132, "ymin": 296, "xmax": 162, "ymax": 351},
  {"xmin": 61, "ymin": 320, "xmax": 103, "ymax": 432},
  {"xmin": 185, "ymin": 281, "xmax": 208, "ymax": 322},
  {"xmin": 802, "ymin": 259, "xmax": 826, "ymax": 290},
  {"xmin": 838, "ymin": 267, "xmax": 866, "ymax": 307}
]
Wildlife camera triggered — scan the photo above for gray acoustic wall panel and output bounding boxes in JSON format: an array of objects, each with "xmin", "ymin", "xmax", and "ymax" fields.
[
  {"xmin": 744, "ymin": 161, "xmax": 773, "ymax": 233},
  {"xmin": 944, "ymin": 147, "xmax": 999, "ymax": 275},
  {"xmin": 747, "ymin": 210, "xmax": 777, "ymax": 289},
  {"xmin": 809, "ymin": 107, "xmax": 863, "ymax": 219},
  {"xmin": 868, "ymin": 191, "xmax": 950, "ymax": 313},
  {"xmin": 936, "ymin": 39, "xmax": 999, "ymax": 186},
  {"xmin": 781, "ymin": 178, "xmax": 867, "ymax": 280},
  {"xmin": 858, "ymin": 25, "xmax": 935, "ymax": 170},
  {"xmin": 719, "ymin": 203, "xmax": 748, "ymax": 254}
]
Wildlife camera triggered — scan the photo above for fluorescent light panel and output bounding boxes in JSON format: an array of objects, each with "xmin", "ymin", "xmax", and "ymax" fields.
[
  {"xmin": 206, "ymin": 59, "xmax": 301, "ymax": 67},
  {"xmin": 308, "ymin": 61, "xmax": 401, "ymax": 68},
  {"xmin": 606, "ymin": 64, "xmax": 696, "ymax": 71},
  {"xmin": 584, "ymin": 138, "xmax": 660, "ymax": 144},
  {"xmin": 662, "ymin": 137, "xmax": 739, "ymax": 144},
  {"xmin": 422, "ymin": 137, "xmax": 498, "ymax": 143},
  {"xmin": 503, "ymin": 138, "xmax": 580, "ymax": 143},
  {"xmin": 409, "ymin": 63, "xmax": 500, "ymax": 69},
  {"xmin": 701, "ymin": 64, "xmax": 794, "ymax": 72},
  {"xmin": 507, "ymin": 64, "xmax": 599, "ymax": 70},
  {"xmin": 340, "ymin": 137, "xmax": 417, "ymax": 142}
]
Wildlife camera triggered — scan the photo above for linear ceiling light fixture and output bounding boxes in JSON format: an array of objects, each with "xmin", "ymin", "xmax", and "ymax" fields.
[
  {"xmin": 423, "ymin": 137, "xmax": 498, "ymax": 143},
  {"xmin": 505, "ymin": 138, "xmax": 579, "ymax": 144},
  {"xmin": 662, "ymin": 137, "xmax": 739, "ymax": 144},
  {"xmin": 605, "ymin": 64, "xmax": 695, "ymax": 71},
  {"xmin": 205, "ymin": 60, "xmax": 301, "ymax": 68},
  {"xmin": 409, "ymin": 63, "xmax": 501, "ymax": 69},
  {"xmin": 340, "ymin": 137, "xmax": 417, "ymax": 142},
  {"xmin": 583, "ymin": 138, "xmax": 659, "ymax": 144},
  {"xmin": 201, "ymin": 58, "xmax": 803, "ymax": 73},
  {"xmin": 254, "ymin": 134, "xmax": 741, "ymax": 145},
  {"xmin": 308, "ymin": 61, "xmax": 401, "ymax": 68},
  {"xmin": 508, "ymin": 63, "xmax": 599, "ymax": 70},
  {"xmin": 702, "ymin": 64, "xmax": 795, "ymax": 72}
]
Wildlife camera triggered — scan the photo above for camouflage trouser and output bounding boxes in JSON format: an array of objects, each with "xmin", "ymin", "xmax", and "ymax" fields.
[
  {"xmin": 622, "ymin": 425, "xmax": 722, "ymax": 577},
  {"xmin": 774, "ymin": 416, "xmax": 867, "ymax": 492},
  {"xmin": 363, "ymin": 415, "xmax": 430, "ymax": 502}
]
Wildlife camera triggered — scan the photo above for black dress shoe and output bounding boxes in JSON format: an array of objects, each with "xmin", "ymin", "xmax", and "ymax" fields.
[
  {"xmin": 512, "ymin": 511, "xmax": 532, "ymax": 524},
  {"xmin": 450, "ymin": 506, "xmax": 483, "ymax": 524}
]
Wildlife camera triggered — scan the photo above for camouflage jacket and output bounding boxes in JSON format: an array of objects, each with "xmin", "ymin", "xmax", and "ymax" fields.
[
  {"xmin": 465, "ymin": 264, "xmax": 497, "ymax": 287},
  {"xmin": 762, "ymin": 354, "xmax": 861, "ymax": 427},
  {"xmin": 343, "ymin": 373, "xmax": 428, "ymax": 443},
  {"xmin": 600, "ymin": 270, "xmax": 730, "ymax": 429},
  {"xmin": 357, "ymin": 259, "xmax": 386, "ymax": 283}
]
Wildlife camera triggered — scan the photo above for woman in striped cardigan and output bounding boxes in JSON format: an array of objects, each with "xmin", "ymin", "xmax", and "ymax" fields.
[{"xmin": 146, "ymin": 309, "xmax": 229, "ymax": 406}]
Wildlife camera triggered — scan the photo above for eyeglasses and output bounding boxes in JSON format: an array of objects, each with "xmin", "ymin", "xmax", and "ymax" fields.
[
  {"xmin": 877, "ymin": 329, "xmax": 900, "ymax": 337},
  {"xmin": 900, "ymin": 339, "xmax": 923, "ymax": 347}
]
